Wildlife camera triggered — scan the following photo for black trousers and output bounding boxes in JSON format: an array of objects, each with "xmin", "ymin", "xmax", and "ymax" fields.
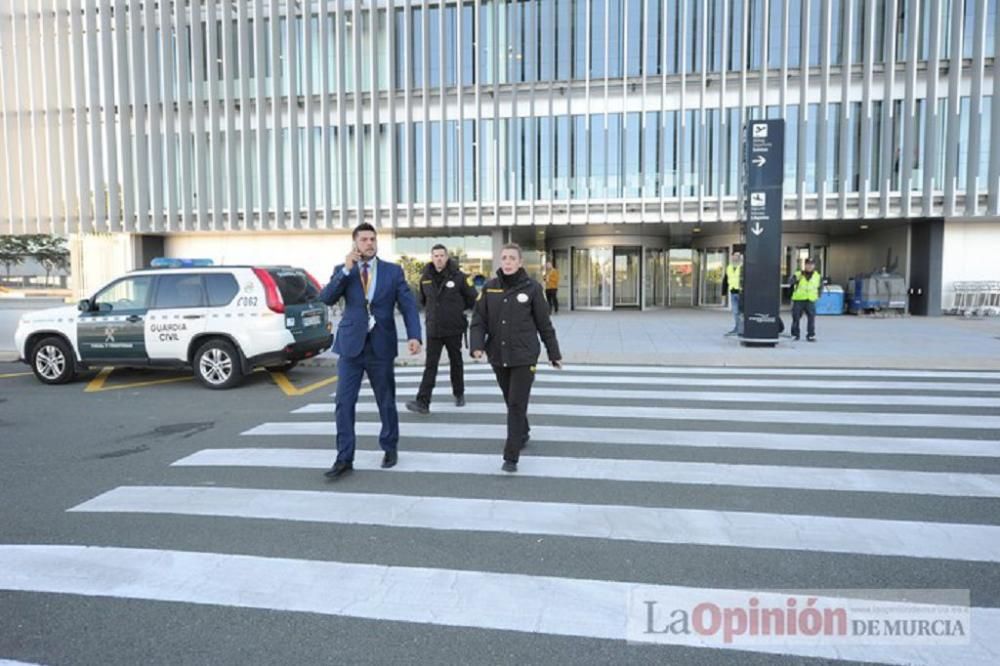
[
  {"xmin": 416, "ymin": 334, "xmax": 465, "ymax": 405},
  {"xmin": 492, "ymin": 364, "xmax": 536, "ymax": 463},
  {"xmin": 791, "ymin": 300, "xmax": 817, "ymax": 338},
  {"xmin": 545, "ymin": 289, "xmax": 559, "ymax": 314}
]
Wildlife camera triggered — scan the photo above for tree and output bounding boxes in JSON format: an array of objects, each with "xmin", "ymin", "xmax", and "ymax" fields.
[
  {"xmin": 397, "ymin": 254, "xmax": 427, "ymax": 306},
  {"xmin": 0, "ymin": 236, "xmax": 30, "ymax": 283},
  {"xmin": 28, "ymin": 235, "xmax": 70, "ymax": 286}
]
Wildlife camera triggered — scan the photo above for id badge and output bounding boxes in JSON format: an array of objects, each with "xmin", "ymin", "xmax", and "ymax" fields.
[{"xmin": 368, "ymin": 314, "xmax": 376, "ymax": 332}]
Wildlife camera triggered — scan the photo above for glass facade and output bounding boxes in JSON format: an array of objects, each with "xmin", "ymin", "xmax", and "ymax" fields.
[{"xmin": 0, "ymin": 1, "xmax": 997, "ymax": 234}]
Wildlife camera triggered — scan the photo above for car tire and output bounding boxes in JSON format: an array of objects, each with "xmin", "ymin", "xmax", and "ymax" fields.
[
  {"xmin": 31, "ymin": 336, "xmax": 77, "ymax": 385},
  {"xmin": 265, "ymin": 360, "xmax": 298, "ymax": 373},
  {"xmin": 193, "ymin": 338, "xmax": 244, "ymax": 389}
]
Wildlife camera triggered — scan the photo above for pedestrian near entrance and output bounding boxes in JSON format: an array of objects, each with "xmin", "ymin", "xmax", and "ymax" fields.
[
  {"xmin": 471, "ymin": 243, "xmax": 563, "ymax": 473},
  {"xmin": 722, "ymin": 252, "xmax": 743, "ymax": 336},
  {"xmin": 790, "ymin": 258, "xmax": 822, "ymax": 342},
  {"xmin": 406, "ymin": 245, "xmax": 478, "ymax": 415},
  {"xmin": 319, "ymin": 223, "xmax": 423, "ymax": 480},
  {"xmin": 544, "ymin": 261, "xmax": 561, "ymax": 314}
]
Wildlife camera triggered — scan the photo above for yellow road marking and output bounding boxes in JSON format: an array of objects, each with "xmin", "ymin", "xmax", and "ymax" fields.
[
  {"xmin": 269, "ymin": 371, "xmax": 338, "ymax": 397},
  {"xmin": 0, "ymin": 372, "xmax": 31, "ymax": 379},
  {"xmin": 84, "ymin": 367, "xmax": 193, "ymax": 393}
]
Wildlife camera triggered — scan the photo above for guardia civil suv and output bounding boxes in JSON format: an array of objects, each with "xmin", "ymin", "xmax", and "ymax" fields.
[{"xmin": 14, "ymin": 260, "xmax": 333, "ymax": 389}]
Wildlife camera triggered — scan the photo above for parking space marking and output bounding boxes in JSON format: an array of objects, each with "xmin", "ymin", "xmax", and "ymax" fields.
[
  {"xmin": 0, "ymin": 372, "xmax": 31, "ymax": 379},
  {"xmin": 269, "ymin": 371, "xmax": 338, "ymax": 397},
  {"xmin": 84, "ymin": 367, "xmax": 193, "ymax": 393}
]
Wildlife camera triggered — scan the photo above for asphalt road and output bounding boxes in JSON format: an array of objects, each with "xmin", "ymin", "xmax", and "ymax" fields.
[{"xmin": 1, "ymin": 361, "xmax": 999, "ymax": 665}]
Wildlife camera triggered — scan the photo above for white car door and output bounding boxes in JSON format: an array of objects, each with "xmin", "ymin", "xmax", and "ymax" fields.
[{"xmin": 146, "ymin": 272, "xmax": 209, "ymax": 362}]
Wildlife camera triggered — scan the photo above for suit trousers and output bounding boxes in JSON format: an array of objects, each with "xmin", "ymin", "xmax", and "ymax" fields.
[
  {"xmin": 335, "ymin": 336, "xmax": 399, "ymax": 463},
  {"xmin": 416, "ymin": 334, "xmax": 465, "ymax": 405},
  {"xmin": 492, "ymin": 364, "xmax": 536, "ymax": 463}
]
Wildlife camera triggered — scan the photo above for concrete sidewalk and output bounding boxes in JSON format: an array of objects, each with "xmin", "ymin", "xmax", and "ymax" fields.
[
  {"xmin": 373, "ymin": 308, "xmax": 1000, "ymax": 371},
  {"xmin": 4, "ymin": 305, "xmax": 1000, "ymax": 370}
]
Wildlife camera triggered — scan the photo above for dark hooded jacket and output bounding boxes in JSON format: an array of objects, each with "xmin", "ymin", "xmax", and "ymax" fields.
[{"xmin": 470, "ymin": 268, "xmax": 561, "ymax": 368}]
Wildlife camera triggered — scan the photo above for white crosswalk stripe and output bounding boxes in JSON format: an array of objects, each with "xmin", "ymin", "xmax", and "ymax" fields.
[
  {"xmin": 2, "ymin": 545, "xmax": 997, "ymax": 665},
  {"xmin": 4, "ymin": 363, "xmax": 1000, "ymax": 664},
  {"xmin": 311, "ymin": 386, "xmax": 1000, "ymax": 408},
  {"xmin": 70, "ymin": 485, "xmax": 1000, "ymax": 563},
  {"xmin": 346, "ymin": 400, "xmax": 1000, "ymax": 429},
  {"xmin": 243, "ymin": 421, "xmax": 1000, "ymax": 457},
  {"xmin": 172, "ymin": 448, "xmax": 1000, "ymax": 498},
  {"xmin": 393, "ymin": 372, "xmax": 1000, "ymax": 393},
  {"xmin": 394, "ymin": 364, "xmax": 1000, "ymax": 380}
]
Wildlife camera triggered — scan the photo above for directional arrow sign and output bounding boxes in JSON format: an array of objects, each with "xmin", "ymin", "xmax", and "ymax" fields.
[{"xmin": 742, "ymin": 119, "xmax": 785, "ymax": 344}]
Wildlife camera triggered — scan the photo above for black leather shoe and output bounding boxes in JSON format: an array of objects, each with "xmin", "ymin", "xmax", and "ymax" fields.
[
  {"xmin": 324, "ymin": 461, "xmax": 353, "ymax": 479},
  {"xmin": 455, "ymin": 395, "xmax": 466, "ymax": 407},
  {"xmin": 381, "ymin": 451, "xmax": 398, "ymax": 468},
  {"xmin": 501, "ymin": 461, "xmax": 517, "ymax": 473},
  {"xmin": 405, "ymin": 400, "xmax": 429, "ymax": 415}
]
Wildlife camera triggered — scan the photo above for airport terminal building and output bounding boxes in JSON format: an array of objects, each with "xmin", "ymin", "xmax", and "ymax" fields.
[{"xmin": 1, "ymin": 1, "xmax": 997, "ymax": 313}]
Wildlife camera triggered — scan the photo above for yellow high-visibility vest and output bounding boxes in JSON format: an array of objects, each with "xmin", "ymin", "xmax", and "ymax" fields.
[
  {"xmin": 792, "ymin": 270, "xmax": 822, "ymax": 302},
  {"xmin": 725, "ymin": 264, "xmax": 742, "ymax": 292}
]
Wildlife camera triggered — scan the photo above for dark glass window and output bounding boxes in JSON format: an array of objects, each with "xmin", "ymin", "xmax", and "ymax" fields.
[
  {"xmin": 204, "ymin": 273, "xmax": 240, "ymax": 307},
  {"xmin": 154, "ymin": 274, "xmax": 206, "ymax": 309},
  {"xmin": 267, "ymin": 269, "xmax": 319, "ymax": 305}
]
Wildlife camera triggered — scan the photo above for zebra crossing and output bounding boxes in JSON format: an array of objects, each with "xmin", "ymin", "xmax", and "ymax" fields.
[{"xmin": 3, "ymin": 363, "xmax": 1000, "ymax": 664}]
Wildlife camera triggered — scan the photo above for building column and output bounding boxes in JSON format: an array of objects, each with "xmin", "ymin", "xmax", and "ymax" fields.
[{"xmin": 68, "ymin": 233, "xmax": 147, "ymax": 299}]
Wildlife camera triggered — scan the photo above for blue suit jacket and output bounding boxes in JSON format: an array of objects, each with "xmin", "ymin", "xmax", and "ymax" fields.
[{"xmin": 320, "ymin": 259, "xmax": 422, "ymax": 359}]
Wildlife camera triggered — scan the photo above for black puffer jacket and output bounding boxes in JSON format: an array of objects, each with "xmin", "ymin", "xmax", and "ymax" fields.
[
  {"xmin": 419, "ymin": 259, "xmax": 478, "ymax": 338},
  {"xmin": 470, "ymin": 268, "xmax": 561, "ymax": 368}
]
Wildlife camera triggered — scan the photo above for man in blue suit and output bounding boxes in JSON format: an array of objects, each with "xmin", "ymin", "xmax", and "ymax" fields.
[{"xmin": 319, "ymin": 223, "xmax": 422, "ymax": 479}]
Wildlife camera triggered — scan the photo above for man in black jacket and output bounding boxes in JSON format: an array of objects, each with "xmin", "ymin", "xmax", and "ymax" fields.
[{"xmin": 406, "ymin": 245, "xmax": 478, "ymax": 414}]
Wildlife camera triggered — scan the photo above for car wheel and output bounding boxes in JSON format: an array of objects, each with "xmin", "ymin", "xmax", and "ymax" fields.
[
  {"xmin": 31, "ymin": 336, "xmax": 77, "ymax": 385},
  {"xmin": 265, "ymin": 360, "xmax": 298, "ymax": 373},
  {"xmin": 193, "ymin": 339, "xmax": 244, "ymax": 389}
]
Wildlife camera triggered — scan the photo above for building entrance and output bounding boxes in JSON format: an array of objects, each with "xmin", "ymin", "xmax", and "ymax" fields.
[{"xmin": 613, "ymin": 247, "xmax": 642, "ymax": 309}]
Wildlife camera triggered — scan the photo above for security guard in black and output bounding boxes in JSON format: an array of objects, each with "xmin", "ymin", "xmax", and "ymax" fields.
[
  {"xmin": 471, "ymin": 245, "xmax": 562, "ymax": 470},
  {"xmin": 410, "ymin": 247, "xmax": 478, "ymax": 410}
]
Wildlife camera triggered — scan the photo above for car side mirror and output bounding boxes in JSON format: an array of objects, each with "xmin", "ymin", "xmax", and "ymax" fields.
[{"xmin": 77, "ymin": 299, "xmax": 93, "ymax": 312}]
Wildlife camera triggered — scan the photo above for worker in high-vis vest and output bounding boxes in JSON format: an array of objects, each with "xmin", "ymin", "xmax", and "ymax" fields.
[
  {"xmin": 790, "ymin": 257, "xmax": 823, "ymax": 341},
  {"xmin": 722, "ymin": 252, "xmax": 743, "ymax": 336}
]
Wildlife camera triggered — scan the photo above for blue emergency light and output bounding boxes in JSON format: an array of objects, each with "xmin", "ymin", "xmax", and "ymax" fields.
[{"xmin": 150, "ymin": 258, "xmax": 215, "ymax": 268}]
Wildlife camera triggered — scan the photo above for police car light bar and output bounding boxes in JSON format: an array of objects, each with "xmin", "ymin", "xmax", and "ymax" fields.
[{"xmin": 150, "ymin": 258, "xmax": 215, "ymax": 268}]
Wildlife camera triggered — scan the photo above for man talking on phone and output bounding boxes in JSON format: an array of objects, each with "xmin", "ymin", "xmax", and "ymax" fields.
[{"xmin": 319, "ymin": 223, "xmax": 422, "ymax": 479}]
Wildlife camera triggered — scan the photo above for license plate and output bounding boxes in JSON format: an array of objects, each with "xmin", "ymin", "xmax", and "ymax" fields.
[{"xmin": 302, "ymin": 313, "xmax": 322, "ymax": 328}]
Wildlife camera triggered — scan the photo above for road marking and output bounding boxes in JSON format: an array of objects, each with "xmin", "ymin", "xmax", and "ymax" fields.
[
  {"xmin": 3, "ymin": 545, "xmax": 997, "ymax": 664},
  {"xmin": 268, "ymin": 371, "xmax": 338, "ymax": 397},
  {"xmin": 241, "ymin": 421, "xmax": 1000, "ymax": 458},
  {"xmin": 394, "ymin": 364, "xmax": 1000, "ymax": 380},
  {"xmin": 71, "ymin": 486, "xmax": 1000, "ymax": 563},
  {"xmin": 306, "ymin": 386, "xmax": 1000, "ymax": 408},
  {"xmin": 173, "ymin": 448, "xmax": 1000, "ymax": 498},
  {"xmin": 0, "ymin": 371, "xmax": 31, "ymax": 379},
  {"xmin": 350, "ymin": 400, "xmax": 1000, "ymax": 430},
  {"xmin": 392, "ymin": 373, "xmax": 1000, "ymax": 393},
  {"xmin": 83, "ymin": 367, "xmax": 192, "ymax": 393}
]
